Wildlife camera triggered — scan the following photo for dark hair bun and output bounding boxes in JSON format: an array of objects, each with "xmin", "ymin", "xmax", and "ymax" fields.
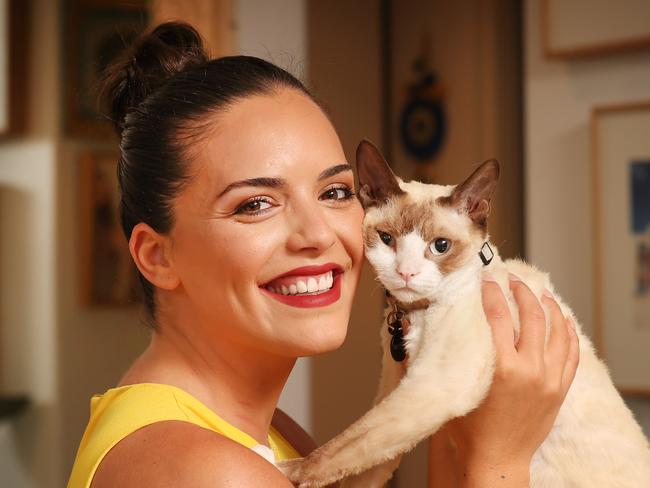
[{"xmin": 101, "ymin": 22, "xmax": 209, "ymax": 135}]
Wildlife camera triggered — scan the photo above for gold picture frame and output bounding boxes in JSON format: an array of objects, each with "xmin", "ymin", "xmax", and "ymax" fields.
[{"xmin": 591, "ymin": 101, "xmax": 650, "ymax": 395}]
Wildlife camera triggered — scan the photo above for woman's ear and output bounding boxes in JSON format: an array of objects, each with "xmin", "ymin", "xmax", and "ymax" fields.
[{"xmin": 129, "ymin": 222, "xmax": 180, "ymax": 291}]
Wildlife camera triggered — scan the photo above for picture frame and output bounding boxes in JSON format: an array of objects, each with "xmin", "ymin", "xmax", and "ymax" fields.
[
  {"xmin": 0, "ymin": 0, "xmax": 28, "ymax": 137},
  {"xmin": 542, "ymin": 0, "xmax": 650, "ymax": 59},
  {"xmin": 79, "ymin": 150, "xmax": 140, "ymax": 306},
  {"xmin": 63, "ymin": 0, "xmax": 149, "ymax": 138},
  {"xmin": 591, "ymin": 101, "xmax": 650, "ymax": 395}
]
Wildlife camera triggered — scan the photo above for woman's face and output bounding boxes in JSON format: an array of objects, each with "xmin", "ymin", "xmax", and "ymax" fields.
[{"xmin": 167, "ymin": 88, "xmax": 364, "ymax": 358}]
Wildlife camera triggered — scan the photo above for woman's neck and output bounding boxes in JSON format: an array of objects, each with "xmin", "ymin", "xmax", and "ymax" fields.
[{"xmin": 120, "ymin": 319, "xmax": 295, "ymax": 445}]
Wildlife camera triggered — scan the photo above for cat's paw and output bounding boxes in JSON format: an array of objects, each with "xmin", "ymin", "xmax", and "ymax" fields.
[
  {"xmin": 277, "ymin": 458, "xmax": 311, "ymax": 487},
  {"xmin": 277, "ymin": 457, "xmax": 332, "ymax": 488}
]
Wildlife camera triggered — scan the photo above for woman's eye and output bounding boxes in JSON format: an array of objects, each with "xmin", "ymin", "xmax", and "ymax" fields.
[
  {"xmin": 378, "ymin": 231, "xmax": 394, "ymax": 246},
  {"xmin": 320, "ymin": 185, "xmax": 355, "ymax": 201},
  {"xmin": 235, "ymin": 198, "xmax": 273, "ymax": 215},
  {"xmin": 430, "ymin": 238, "xmax": 450, "ymax": 255}
]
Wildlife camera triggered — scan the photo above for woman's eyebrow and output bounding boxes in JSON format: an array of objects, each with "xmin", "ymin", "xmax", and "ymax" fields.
[
  {"xmin": 318, "ymin": 163, "xmax": 352, "ymax": 181},
  {"xmin": 217, "ymin": 177, "xmax": 285, "ymax": 198},
  {"xmin": 217, "ymin": 164, "xmax": 352, "ymax": 199}
]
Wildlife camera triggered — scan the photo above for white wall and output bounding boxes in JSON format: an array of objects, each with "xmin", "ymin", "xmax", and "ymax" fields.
[
  {"xmin": 0, "ymin": 0, "xmax": 62, "ymax": 484},
  {"xmin": 525, "ymin": 0, "xmax": 650, "ymax": 434},
  {"xmin": 0, "ymin": 142, "xmax": 59, "ymax": 487},
  {"xmin": 235, "ymin": 0, "xmax": 312, "ymax": 434},
  {"xmin": 236, "ymin": 0, "xmax": 307, "ymax": 79}
]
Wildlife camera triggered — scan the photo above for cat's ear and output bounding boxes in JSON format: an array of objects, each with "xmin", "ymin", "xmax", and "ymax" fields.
[
  {"xmin": 447, "ymin": 159, "xmax": 500, "ymax": 228},
  {"xmin": 356, "ymin": 139, "xmax": 404, "ymax": 208}
]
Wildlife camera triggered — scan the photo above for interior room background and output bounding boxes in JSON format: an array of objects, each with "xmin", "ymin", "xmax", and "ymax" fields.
[{"xmin": 1, "ymin": 0, "xmax": 649, "ymax": 486}]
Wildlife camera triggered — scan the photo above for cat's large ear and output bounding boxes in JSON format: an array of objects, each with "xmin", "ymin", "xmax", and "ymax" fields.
[
  {"xmin": 445, "ymin": 159, "xmax": 500, "ymax": 229},
  {"xmin": 356, "ymin": 139, "xmax": 404, "ymax": 208}
]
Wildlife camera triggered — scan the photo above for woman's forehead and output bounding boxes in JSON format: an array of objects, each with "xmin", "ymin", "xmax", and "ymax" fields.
[{"xmin": 197, "ymin": 89, "xmax": 345, "ymax": 185}]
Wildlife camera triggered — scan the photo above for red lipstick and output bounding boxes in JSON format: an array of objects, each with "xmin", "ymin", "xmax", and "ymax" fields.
[{"xmin": 260, "ymin": 263, "xmax": 343, "ymax": 308}]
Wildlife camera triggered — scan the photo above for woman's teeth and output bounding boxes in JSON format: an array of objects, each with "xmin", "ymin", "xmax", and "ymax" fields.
[{"xmin": 267, "ymin": 271, "xmax": 334, "ymax": 296}]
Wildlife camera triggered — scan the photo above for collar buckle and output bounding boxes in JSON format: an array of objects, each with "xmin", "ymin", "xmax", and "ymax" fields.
[{"xmin": 479, "ymin": 242, "xmax": 494, "ymax": 266}]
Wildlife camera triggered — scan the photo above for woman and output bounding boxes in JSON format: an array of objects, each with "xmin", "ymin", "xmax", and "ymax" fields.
[{"xmin": 67, "ymin": 22, "xmax": 579, "ymax": 488}]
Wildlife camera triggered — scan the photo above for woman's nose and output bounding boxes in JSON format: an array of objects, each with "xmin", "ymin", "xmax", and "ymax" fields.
[{"xmin": 286, "ymin": 204, "xmax": 337, "ymax": 253}]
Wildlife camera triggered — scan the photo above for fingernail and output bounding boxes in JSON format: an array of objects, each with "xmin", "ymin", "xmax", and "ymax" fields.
[
  {"xmin": 508, "ymin": 272, "xmax": 522, "ymax": 282},
  {"xmin": 482, "ymin": 271, "xmax": 497, "ymax": 282},
  {"xmin": 542, "ymin": 288, "xmax": 554, "ymax": 299}
]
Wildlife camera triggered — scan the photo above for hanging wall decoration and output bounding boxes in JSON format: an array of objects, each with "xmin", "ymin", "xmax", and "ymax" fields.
[{"xmin": 399, "ymin": 36, "xmax": 446, "ymax": 168}]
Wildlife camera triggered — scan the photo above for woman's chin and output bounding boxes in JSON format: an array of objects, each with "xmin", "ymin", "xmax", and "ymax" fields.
[{"xmin": 290, "ymin": 327, "xmax": 348, "ymax": 357}]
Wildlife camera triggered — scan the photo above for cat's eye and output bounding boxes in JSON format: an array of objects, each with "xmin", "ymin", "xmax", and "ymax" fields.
[
  {"xmin": 430, "ymin": 238, "xmax": 450, "ymax": 255},
  {"xmin": 378, "ymin": 231, "xmax": 394, "ymax": 246}
]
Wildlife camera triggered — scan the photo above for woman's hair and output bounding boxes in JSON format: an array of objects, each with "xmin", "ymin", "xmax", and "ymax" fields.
[{"xmin": 101, "ymin": 22, "xmax": 315, "ymax": 322}]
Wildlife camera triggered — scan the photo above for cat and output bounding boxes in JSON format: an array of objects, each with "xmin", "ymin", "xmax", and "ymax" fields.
[{"xmin": 279, "ymin": 140, "xmax": 650, "ymax": 488}]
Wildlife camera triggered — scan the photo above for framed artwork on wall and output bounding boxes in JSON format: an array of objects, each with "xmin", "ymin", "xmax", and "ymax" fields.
[
  {"xmin": 0, "ymin": 0, "xmax": 28, "ymax": 137},
  {"xmin": 591, "ymin": 101, "xmax": 650, "ymax": 395},
  {"xmin": 79, "ymin": 150, "xmax": 140, "ymax": 306},
  {"xmin": 543, "ymin": 0, "xmax": 650, "ymax": 59},
  {"xmin": 63, "ymin": 0, "xmax": 149, "ymax": 138}
]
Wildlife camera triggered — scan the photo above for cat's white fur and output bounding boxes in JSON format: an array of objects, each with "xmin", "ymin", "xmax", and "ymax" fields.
[{"xmin": 280, "ymin": 170, "xmax": 650, "ymax": 488}]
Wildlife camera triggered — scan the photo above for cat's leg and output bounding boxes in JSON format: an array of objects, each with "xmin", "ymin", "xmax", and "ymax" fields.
[
  {"xmin": 339, "ymin": 328, "xmax": 406, "ymax": 488},
  {"xmin": 279, "ymin": 350, "xmax": 492, "ymax": 488},
  {"xmin": 339, "ymin": 456, "xmax": 402, "ymax": 488}
]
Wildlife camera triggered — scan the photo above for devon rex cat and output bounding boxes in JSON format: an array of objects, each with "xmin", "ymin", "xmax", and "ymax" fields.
[{"xmin": 280, "ymin": 140, "xmax": 650, "ymax": 487}]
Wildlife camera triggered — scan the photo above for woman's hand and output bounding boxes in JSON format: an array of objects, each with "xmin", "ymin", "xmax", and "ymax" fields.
[{"xmin": 446, "ymin": 274, "xmax": 580, "ymax": 487}]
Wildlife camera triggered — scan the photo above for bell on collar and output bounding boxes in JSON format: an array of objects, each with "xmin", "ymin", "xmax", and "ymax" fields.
[{"xmin": 390, "ymin": 333, "xmax": 407, "ymax": 362}]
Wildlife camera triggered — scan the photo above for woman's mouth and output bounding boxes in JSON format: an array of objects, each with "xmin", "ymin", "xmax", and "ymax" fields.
[
  {"xmin": 266, "ymin": 270, "xmax": 334, "ymax": 296},
  {"xmin": 261, "ymin": 264, "xmax": 343, "ymax": 308}
]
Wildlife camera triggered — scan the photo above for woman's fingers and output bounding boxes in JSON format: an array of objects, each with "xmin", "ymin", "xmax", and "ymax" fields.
[
  {"xmin": 481, "ymin": 277, "xmax": 515, "ymax": 358},
  {"xmin": 542, "ymin": 291, "xmax": 570, "ymax": 381},
  {"xmin": 509, "ymin": 275, "xmax": 546, "ymax": 359},
  {"xmin": 561, "ymin": 318, "xmax": 580, "ymax": 391}
]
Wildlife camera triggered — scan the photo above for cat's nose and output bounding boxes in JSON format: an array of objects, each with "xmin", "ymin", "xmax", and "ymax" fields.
[{"xmin": 397, "ymin": 269, "xmax": 420, "ymax": 283}]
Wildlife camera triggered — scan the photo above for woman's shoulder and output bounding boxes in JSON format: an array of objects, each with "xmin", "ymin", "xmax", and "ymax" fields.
[{"xmin": 91, "ymin": 420, "xmax": 293, "ymax": 488}]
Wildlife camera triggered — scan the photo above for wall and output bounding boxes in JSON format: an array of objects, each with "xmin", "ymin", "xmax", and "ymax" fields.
[
  {"xmin": 525, "ymin": 0, "xmax": 650, "ymax": 435},
  {"xmin": 0, "ymin": 0, "xmax": 61, "ymax": 485},
  {"xmin": 0, "ymin": 143, "xmax": 58, "ymax": 487},
  {"xmin": 237, "ymin": 0, "xmax": 306, "ymax": 78}
]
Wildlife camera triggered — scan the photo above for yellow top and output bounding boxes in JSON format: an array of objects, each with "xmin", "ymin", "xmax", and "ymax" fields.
[{"xmin": 67, "ymin": 383, "xmax": 300, "ymax": 488}]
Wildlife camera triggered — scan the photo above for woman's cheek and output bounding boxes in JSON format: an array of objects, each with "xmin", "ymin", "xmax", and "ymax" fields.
[{"xmin": 345, "ymin": 204, "xmax": 366, "ymax": 269}]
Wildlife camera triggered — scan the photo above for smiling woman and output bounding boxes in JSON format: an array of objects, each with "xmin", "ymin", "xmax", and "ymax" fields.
[{"xmin": 66, "ymin": 22, "xmax": 363, "ymax": 488}]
